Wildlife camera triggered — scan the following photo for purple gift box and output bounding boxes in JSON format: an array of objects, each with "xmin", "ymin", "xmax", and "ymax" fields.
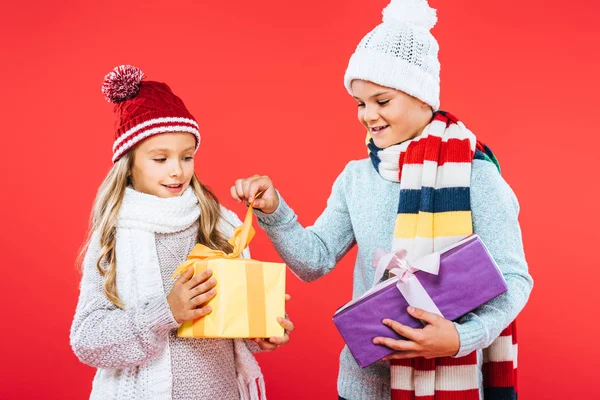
[{"xmin": 332, "ymin": 235, "xmax": 508, "ymax": 368}]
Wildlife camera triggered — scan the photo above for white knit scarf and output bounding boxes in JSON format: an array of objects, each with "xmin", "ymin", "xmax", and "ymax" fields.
[{"xmin": 115, "ymin": 186, "xmax": 265, "ymax": 399}]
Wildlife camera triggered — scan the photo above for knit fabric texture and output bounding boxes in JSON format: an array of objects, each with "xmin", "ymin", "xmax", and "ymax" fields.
[
  {"xmin": 368, "ymin": 111, "xmax": 518, "ymax": 399},
  {"xmin": 70, "ymin": 188, "xmax": 260, "ymax": 399},
  {"xmin": 157, "ymin": 223, "xmax": 239, "ymax": 399},
  {"xmin": 102, "ymin": 65, "xmax": 200, "ymax": 163},
  {"xmin": 254, "ymin": 158, "xmax": 532, "ymax": 400},
  {"xmin": 344, "ymin": 0, "xmax": 441, "ymax": 110}
]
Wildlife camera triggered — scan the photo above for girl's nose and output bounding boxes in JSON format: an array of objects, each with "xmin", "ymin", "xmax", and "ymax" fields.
[{"xmin": 170, "ymin": 162, "xmax": 183, "ymax": 177}]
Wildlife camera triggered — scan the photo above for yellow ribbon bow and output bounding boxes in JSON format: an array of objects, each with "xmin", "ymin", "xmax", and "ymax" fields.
[{"xmin": 171, "ymin": 194, "xmax": 260, "ymax": 279}]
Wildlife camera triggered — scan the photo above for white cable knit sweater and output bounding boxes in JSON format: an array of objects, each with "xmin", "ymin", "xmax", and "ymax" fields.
[{"xmin": 70, "ymin": 187, "xmax": 261, "ymax": 399}]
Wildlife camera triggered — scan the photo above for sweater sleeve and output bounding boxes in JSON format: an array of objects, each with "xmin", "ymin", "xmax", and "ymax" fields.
[
  {"xmin": 454, "ymin": 160, "xmax": 534, "ymax": 357},
  {"xmin": 253, "ymin": 164, "xmax": 356, "ymax": 282},
  {"xmin": 70, "ymin": 231, "xmax": 179, "ymax": 369}
]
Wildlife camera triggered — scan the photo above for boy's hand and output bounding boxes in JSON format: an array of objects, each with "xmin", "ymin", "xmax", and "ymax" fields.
[
  {"xmin": 374, "ymin": 306, "xmax": 460, "ymax": 360},
  {"xmin": 231, "ymin": 175, "xmax": 279, "ymax": 214}
]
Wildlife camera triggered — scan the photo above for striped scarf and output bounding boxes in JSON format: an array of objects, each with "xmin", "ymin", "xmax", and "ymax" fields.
[{"xmin": 368, "ymin": 111, "xmax": 518, "ymax": 400}]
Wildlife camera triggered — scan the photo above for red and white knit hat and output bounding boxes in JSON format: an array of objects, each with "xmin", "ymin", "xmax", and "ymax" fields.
[{"xmin": 102, "ymin": 65, "xmax": 201, "ymax": 163}]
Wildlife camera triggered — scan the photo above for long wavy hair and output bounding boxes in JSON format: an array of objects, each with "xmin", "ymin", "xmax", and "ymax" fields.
[{"xmin": 79, "ymin": 151, "xmax": 233, "ymax": 308}]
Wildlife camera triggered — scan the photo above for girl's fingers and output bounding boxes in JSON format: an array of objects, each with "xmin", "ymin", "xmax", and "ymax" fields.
[
  {"xmin": 189, "ymin": 277, "xmax": 217, "ymax": 298},
  {"xmin": 190, "ymin": 289, "xmax": 216, "ymax": 306},
  {"xmin": 175, "ymin": 266, "xmax": 195, "ymax": 285},
  {"xmin": 183, "ymin": 269, "xmax": 213, "ymax": 290},
  {"xmin": 255, "ymin": 339, "xmax": 278, "ymax": 351},
  {"xmin": 277, "ymin": 317, "xmax": 294, "ymax": 332},
  {"xmin": 285, "ymin": 294, "xmax": 291, "ymax": 302},
  {"xmin": 268, "ymin": 334, "xmax": 289, "ymax": 345},
  {"xmin": 190, "ymin": 305, "xmax": 212, "ymax": 319}
]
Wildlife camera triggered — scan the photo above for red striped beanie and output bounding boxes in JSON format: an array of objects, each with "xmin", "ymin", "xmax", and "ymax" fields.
[{"xmin": 101, "ymin": 65, "xmax": 200, "ymax": 163}]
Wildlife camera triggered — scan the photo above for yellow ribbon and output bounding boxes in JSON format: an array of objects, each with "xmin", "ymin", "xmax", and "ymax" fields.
[{"xmin": 171, "ymin": 193, "xmax": 261, "ymax": 279}]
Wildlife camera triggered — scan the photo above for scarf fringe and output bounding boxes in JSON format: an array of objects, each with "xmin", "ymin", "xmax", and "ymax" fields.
[
  {"xmin": 237, "ymin": 375, "xmax": 266, "ymax": 400},
  {"xmin": 234, "ymin": 338, "xmax": 266, "ymax": 400}
]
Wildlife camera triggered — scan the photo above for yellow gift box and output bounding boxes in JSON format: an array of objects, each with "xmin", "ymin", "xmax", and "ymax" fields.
[{"xmin": 172, "ymin": 200, "xmax": 286, "ymax": 338}]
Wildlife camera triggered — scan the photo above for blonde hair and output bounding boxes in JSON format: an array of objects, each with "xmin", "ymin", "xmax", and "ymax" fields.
[{"xmin": 79, "ymin": 151, "xmax": 233, "ymax": 308}]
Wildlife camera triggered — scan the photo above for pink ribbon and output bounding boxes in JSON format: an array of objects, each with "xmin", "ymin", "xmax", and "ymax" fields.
[
  {"xmin": 372, "ymin": 248, "xmax": 444, "ymax": 317},
  {"xmin": 333, "ymin": 236, "xmax": 478, "ymax": 318}
]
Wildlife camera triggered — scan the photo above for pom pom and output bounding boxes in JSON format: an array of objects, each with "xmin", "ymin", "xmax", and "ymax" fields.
[
  {"xmin": 101, "ymin": 65, "xmax": 145, "ymax": 103},
  {"xmin": 382, "ymin": 0, "xmax": 437, "ymax": 30}
]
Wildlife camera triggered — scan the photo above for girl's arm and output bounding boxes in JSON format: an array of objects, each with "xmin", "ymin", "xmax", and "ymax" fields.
[{"xmin": 70, "ymin": 232, "xmax": 179, "ymax": 369}]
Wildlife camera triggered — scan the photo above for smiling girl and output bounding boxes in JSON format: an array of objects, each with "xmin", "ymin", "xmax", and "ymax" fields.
[
  {"xmin": 231, "ymin": 0, "xmax": 532, "ymax": 399},
  {"xmin": 70, "ymin": 65, "xmax": 293, "ymax": 400}
]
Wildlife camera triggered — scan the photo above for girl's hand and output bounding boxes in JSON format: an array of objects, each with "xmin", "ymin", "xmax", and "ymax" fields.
[
  {"xmin": 253, "ymin": 294, "xmax": 295, "ymax": 351},
  {"xmin": 373, "ymin": 306, "xmax": 460, "ymax": 360},
  {"xmin": 230, "ymin": 175, "xmax": 279, "ymax": 214},
  {"xmin": 167, "ymin": 267, "xmax": 217, "ymax": 324}
]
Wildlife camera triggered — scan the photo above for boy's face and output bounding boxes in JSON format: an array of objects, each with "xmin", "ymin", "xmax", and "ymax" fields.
[
  {"xmin": 351, "ymin": 79, "xmax": 432, "ymax": 149},
  {"xmin": 130, "ymin": 132, "xmax": 197, "ymax": 198}
]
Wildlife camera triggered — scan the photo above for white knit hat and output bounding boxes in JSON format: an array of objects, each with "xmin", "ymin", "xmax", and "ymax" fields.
[{"xmin": 344, "ymin": 0, "xmax": 441, "ymax": 110}]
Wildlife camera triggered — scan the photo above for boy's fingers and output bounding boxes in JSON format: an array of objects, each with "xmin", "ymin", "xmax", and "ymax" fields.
[
  {"xmin": 372, "ymin": 337, "xmax": 419, "ymax": 352},
  {"xmin": 252, "ymin": 199, "xmax": 266, "ymax": 209},
  {"xmin": 383, "ymin": 351, "xmax": 421, "ymax": 360},
  {"xmin": 234, "ymin": 179, "xmax": 246, "ymax": 201},
  {"xmin": 383, "ymin": 319, "xmax": 423, "ymax": 343},
  {"xmin": 242, "ymin": 178, "xmax": 255, "ymax": 200},
  {"xmin": 230, "ymin": 185, "xmax": 242, "ymax": 202},
  {"xmin": 248, "ymin": 178, "xmax": 263, "ymax": 202},
  {"xmin": 407, "ymin": 307, "xmax": 442, "ymax": 325}
]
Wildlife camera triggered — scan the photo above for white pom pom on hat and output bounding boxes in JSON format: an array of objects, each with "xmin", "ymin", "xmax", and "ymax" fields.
[
  {"xmin": 344, "ymin": 0, "xmax": 441, "ymax": 110},
  {"xmin": 382, "ymin": 0, "xmax": 437, "ymax": 30}
]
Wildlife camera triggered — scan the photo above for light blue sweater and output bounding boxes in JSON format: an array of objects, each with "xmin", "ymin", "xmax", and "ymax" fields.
[{"xmin": 255, "ymin": 158, "xmax": 533, "ymax": 400}]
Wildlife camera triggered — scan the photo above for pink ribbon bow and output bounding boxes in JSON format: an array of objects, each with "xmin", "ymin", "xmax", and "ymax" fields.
[{"xmin": 371, "ymin": 248, "xmax": 444, "ymax": 317}]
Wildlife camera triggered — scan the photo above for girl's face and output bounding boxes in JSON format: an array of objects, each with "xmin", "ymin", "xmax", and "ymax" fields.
[
  {"xmin": 130, "ymin": 132, "xmax": 197, "ymax": 198},
  {"xmin": 351, "ymin": 79, "xmax": 433, "ymax": 149}
]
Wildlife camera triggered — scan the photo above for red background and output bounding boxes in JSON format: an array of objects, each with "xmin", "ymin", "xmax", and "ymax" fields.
[{"xmin": 1, "ymin": 0, "xmax": 598, "ymax": 398}]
